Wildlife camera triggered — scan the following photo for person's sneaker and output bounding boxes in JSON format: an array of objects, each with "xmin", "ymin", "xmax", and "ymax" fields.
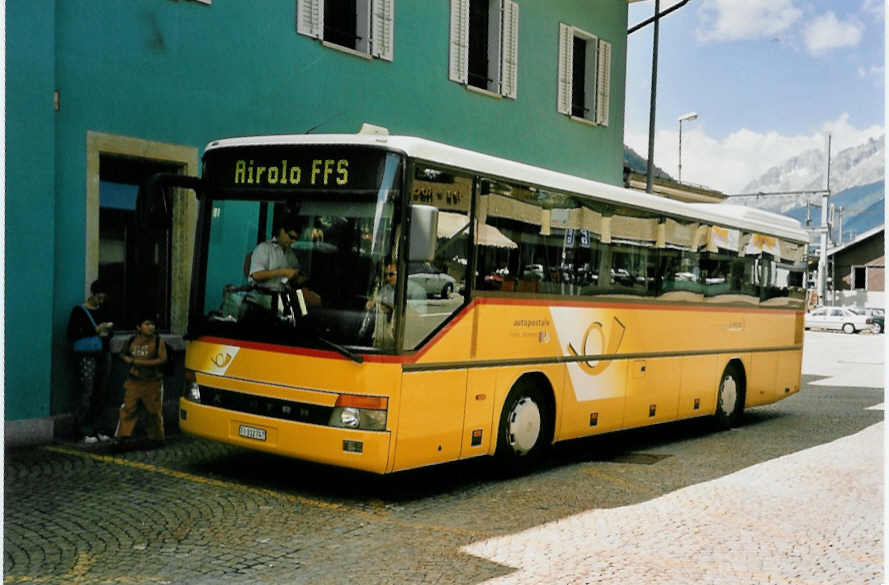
[
  {"xmin": 97, "ymin": 433, "xmax": 112, "ymax": 442},
  {"xmin": 82, "ymin": 435, "xmax": 99, "ymax": 444}
]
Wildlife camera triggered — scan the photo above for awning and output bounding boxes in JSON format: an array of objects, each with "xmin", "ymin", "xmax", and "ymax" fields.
[
  {"xmin": 477, "ymin": 222, "xmax": 518, "ymax": 248},
  {"xmin": 437, "ymin": 211, "xmax": 517, "ymax": 249}
]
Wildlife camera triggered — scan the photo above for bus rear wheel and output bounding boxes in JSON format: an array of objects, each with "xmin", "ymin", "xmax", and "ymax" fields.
[
  {"xmin": 714, "ymin": 363, "xmax": 744, "ymax": 430},
  {"xmin": 495, "ymin": 382, "xmax": 551, "ymax": 474}
]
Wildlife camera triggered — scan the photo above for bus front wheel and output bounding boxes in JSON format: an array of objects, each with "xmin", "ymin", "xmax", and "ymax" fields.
[
  {"xmin": 714, "ymin": 363, "xmax": 744, "ymax": 430},
  {"xmin": 495, "ymin": 382, "xmax": 551, "ymax": 473}
]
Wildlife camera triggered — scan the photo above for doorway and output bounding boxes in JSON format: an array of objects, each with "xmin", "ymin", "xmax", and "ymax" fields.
[
  {"xmin": 99, "ymin": 155, "xmax": 181, "ymax": 331},
  {"xmin": 86, "ymin": 131, "xmax": 199, "ymax": 334}
]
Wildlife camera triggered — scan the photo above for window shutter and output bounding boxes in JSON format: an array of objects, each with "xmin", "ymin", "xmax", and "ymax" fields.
[
  {"xmin": 500, "ymin": 0, "xmax": 519, "ymax": 98},
  {"xmin": 371, "ymin": 0, "xmax": 395, "ymax": 61},
  {"xmin": 596, "ymin": 39, "xmax": 612, "ymax": 126},
  {"xmin": 486, "ymin": 0, "xmax": 503, "ymax": 93},
  {"xmin": 557, "ymin": 24, "xmax": 573, "ymax": 115},
  {"xmin": 357, "ymin": 0, "xmax": 372, "ymax": 54},
  {"xmin": 584, "ymin": 35, "xmax": 598, "ymax": 120},
  {"xmin": 449, "ymin": 0, "xmax": 469, "ymax": 83},
  {"xmin": 297, "ymin": 0, "xmax": 323, "ymax": 39}
]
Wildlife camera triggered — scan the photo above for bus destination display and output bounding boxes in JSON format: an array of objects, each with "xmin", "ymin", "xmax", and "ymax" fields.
[{"xmin": 204, "ymin": 147, "xmax": 395, "ymax": 192}]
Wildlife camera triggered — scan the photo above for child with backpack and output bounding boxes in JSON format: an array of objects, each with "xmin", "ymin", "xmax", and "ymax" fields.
[{"xmin": 115, "ymin": 314, "xmax": 168, "ymax": 445}]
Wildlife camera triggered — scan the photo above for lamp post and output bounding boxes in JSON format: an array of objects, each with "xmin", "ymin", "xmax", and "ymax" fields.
[{"xmin": 678, "ymin": 112, "xmax": 698, "ymax": 183}]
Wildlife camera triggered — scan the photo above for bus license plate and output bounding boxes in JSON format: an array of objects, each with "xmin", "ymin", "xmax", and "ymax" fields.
[{"xmin": 238, "ymin": 425, "xmax": 267, "ymax": 441}]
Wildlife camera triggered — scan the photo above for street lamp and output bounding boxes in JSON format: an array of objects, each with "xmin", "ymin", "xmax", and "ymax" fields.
[{"xmin": 678, "ymin": 112, "xmax": 698, "ymax": 183}]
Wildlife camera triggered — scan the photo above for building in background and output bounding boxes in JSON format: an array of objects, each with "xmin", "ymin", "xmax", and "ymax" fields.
[
  {"xmin": 825, "ymin": 225, "xmax": 885, "ymax": 310},
  {"xmin": 623, "ymin": 168, "xmax": 727, "ymax": 203},
  {"xmin": 6, "ymin": 0, "xmax": 633, "ymax": 444}
]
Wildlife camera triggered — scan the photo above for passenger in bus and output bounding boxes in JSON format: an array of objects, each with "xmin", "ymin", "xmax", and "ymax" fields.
[
  {"xmin": 248, "ymin": 213, "xmax": 305, "ymax": 291},
  {"xmin": 361, "ymin": 262, "xmax": 398, "ymax": 346},
  {"xmin": 366, "ymin": 262, "xmax": 399, "ymax": 316}
]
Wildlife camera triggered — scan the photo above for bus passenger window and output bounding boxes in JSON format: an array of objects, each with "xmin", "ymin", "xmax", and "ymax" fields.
[
  {"xmin": 476, "ymin": 181, "xmax": 582, "ymax": 297},
  {"xmin": 657, "ymin": 249, "xmax": 703, "ymax": 297},
  {"xmin": 403, "ymin": 166, "xmax": 472, "ymax": 349}
]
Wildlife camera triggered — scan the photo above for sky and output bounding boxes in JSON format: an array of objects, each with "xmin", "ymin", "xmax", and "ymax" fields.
[{"xmin": 623, "ymin": 0, "xmax": 885, "ymax": 193}]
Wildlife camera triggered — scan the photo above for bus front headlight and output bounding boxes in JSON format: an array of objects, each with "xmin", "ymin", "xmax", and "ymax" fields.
[
  {"xmin": 333, "ymin": 407, "xmax": 361, "ymax": 429},
  {"xmin": 183, "ymin": 370, "xmax": 201, "ymax": 403},
  {"xmin": 185, "ymin": 381, "xmax": 201, "ymax": 403},
  {"xmin": 328, "ymin": 394, "xmax": 388, "ymax": 431}
]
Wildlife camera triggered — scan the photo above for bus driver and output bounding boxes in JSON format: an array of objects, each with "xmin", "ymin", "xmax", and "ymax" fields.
[{"xmin": 248, "ymin": 213, "xmax": 305, "ymax": 291}]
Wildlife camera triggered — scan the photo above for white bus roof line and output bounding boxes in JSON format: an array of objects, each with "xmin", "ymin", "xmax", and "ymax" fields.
[{"xmin": 205, "ymin": 134, "xmax": 809, "ymax": 243}]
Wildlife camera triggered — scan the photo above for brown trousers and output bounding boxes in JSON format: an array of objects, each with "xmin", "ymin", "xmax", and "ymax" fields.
[{"xmin": 115, "ymin": 377, "xmax": 165, "ymax": 440}]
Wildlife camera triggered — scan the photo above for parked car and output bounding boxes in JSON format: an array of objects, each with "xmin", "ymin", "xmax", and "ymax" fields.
[
  {"xmin": 804, "ymin": 306, "xmax": 873, "ymax": 334},
  {"xmin": 859, "ymin": 308, "xmax": 884, "ymax": 334},
  {"xmin": 407, "ymin": 261, "xmax": 456, "ymax": 299},
  {"xmin": 522, "ymin": 264, "xmax": 544, "ymax": 280}
]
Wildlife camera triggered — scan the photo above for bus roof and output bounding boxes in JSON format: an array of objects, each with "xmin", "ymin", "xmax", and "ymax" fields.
[{"xmin": 205, "ymin": 133, "xmax": 809, "ymax": 244}]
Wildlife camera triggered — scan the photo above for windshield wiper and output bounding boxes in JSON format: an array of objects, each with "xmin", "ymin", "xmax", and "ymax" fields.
[{"xmin": 315, "ymin": 335, "xmax": 363, "ymax": 363}]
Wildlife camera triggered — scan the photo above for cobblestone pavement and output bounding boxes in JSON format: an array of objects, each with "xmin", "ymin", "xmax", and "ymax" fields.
[
  {"xmin": 463, "ymin": 421, "xmax": 883, "ymax": 585},
  {"xmin": 463, "ymin": 331, "xmax": 885, "ymax": 585},
  {"xmin": 4, "ymin": 332, "xmax": 883, "ymax": 584}
]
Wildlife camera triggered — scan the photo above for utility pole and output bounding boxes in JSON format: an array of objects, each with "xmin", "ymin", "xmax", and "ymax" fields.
[
  {"xmin": 816, "ymin": 134, "xmax": 831, "ymax": 305},
  {"xmin": 627, "ymin": 0, "xmax": 691, "ymax": 194},
  {"xmin": 836, "ymin": 206, "xmax": 844, "ymax": 245},
  {"xmin": 645, "ymin": 0, "xmax": 660, "ymax": 193}
]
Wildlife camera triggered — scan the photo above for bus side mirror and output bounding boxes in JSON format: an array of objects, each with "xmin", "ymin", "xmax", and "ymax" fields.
[
  {"xmin": 137, "ymin": 173, "xmax": 203, "ymax": 230},
  {"xmin": 409, "ymin": 205, "xmax": 439, "ymax": 262}
]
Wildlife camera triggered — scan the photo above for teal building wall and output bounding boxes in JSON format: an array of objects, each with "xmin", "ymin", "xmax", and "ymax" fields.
[{"xmin": 5, "ymin": 0, "xmax": 628, "ymax": 430}]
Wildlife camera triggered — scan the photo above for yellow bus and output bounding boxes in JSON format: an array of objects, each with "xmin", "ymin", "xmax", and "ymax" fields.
[{"xmin": 159, "ymin": 128, "xmax": 808, "ymax": 474}]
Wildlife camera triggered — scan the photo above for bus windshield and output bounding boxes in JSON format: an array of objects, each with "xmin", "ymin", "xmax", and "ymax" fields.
[{"xmin": 195, "ymin": 148, "xmax": 403, "ymax": 352}]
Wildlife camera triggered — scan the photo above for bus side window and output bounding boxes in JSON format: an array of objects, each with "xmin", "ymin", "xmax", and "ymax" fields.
[
  {"xmin": 403, "ymin": 165, "xmax": 472, "ymax": 349},
  {"xmin": 476, "ymin": 182, "xmax": 584, "ymax": 297},
  {"xmin": 545, "ymin": 196, "xmax": 604, "ymax": 297},
  {"xmin": 658, "ymin": 249, "xmax": 703, "ymax": 296}
]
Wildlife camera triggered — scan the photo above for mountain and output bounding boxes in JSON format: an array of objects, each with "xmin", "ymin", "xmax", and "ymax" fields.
[
  {"xmin": 623, "ymin": 145, "xmax": 673, "ymax": 180},
  {"xmin": 830, "ymin": 181, "xmax": 885, "ymax": 241},
  {"xmin": 623, "ymin": 136, "xmax": 884, "ymax": 242},
  {"xmin": 741, "ymin": 135, "xmax": 884, "ymax": 208},
  {"xmin": 782, "ymin": 181, "xmax": 884, "ymax": 240},
  {"xmin": 739, "ymin": 135, "xmax": 884, "ymax": 242}
]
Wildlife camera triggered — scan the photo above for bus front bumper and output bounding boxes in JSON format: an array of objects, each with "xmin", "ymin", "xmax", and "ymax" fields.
[{"xmin": 178, "ymin": 398, "xmax": 392, "ymax": 474}]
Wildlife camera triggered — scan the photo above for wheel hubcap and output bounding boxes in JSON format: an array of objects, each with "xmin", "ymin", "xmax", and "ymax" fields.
[
  {"xmin": 507, "ymin": 397, "xmax": 541, "ymax": 455},
  {"xmin": 719, "ymin": 375, "xmax": 738, "ymax": 414}
]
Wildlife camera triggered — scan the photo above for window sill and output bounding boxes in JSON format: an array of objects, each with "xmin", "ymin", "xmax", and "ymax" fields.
[
  {"xmin": 568, "ymin": 115, "xmax": 598, "ymax": 127},
  {"xmin": 464, "ymin": 84, "xmax": 503, "ymax": 99},
  {"xmin": 321, "ymin": 41, "xmax": 373, "ymax": 61}
]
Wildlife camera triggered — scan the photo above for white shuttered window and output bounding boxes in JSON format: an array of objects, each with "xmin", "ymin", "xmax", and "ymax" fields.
[
  {"xmin": 557, "ymin": 23, "xmax": 611, "ymax": 126},
  {"xmin": 596, "ymin": 39, "xmax": 612, "ymax": 126},
  {"xmin": 449, "ymin": 0, "xmax": 519, "ymax": 99},
  {"xmin": 297, "ymin": 0, "xmax": 394, "ymax": 61}
]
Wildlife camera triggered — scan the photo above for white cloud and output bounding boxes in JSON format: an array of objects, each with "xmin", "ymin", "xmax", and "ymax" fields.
[
  {"xmin": 858, "ymin": 64, "xmax": 884, "ymax": 82},
  {"xmin": 626, "ymin": 114, "xmax": 884, "ymax": 193},
  {"xmin": 697, "ymin": 0, "xmax": 802, "ymax": 42},
  {"xmin": 860, "ymin": 0, "xmax": 884, "ymax": 19},
  {"xmin": 804, "ymin": 12, "xmax": 863, "ymax": 54}
]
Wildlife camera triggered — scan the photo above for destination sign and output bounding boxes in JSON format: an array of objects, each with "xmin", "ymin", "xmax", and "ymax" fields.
[{"xmin": 203, "ymin": 147, "xmax": 399, "ymax": 192}]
